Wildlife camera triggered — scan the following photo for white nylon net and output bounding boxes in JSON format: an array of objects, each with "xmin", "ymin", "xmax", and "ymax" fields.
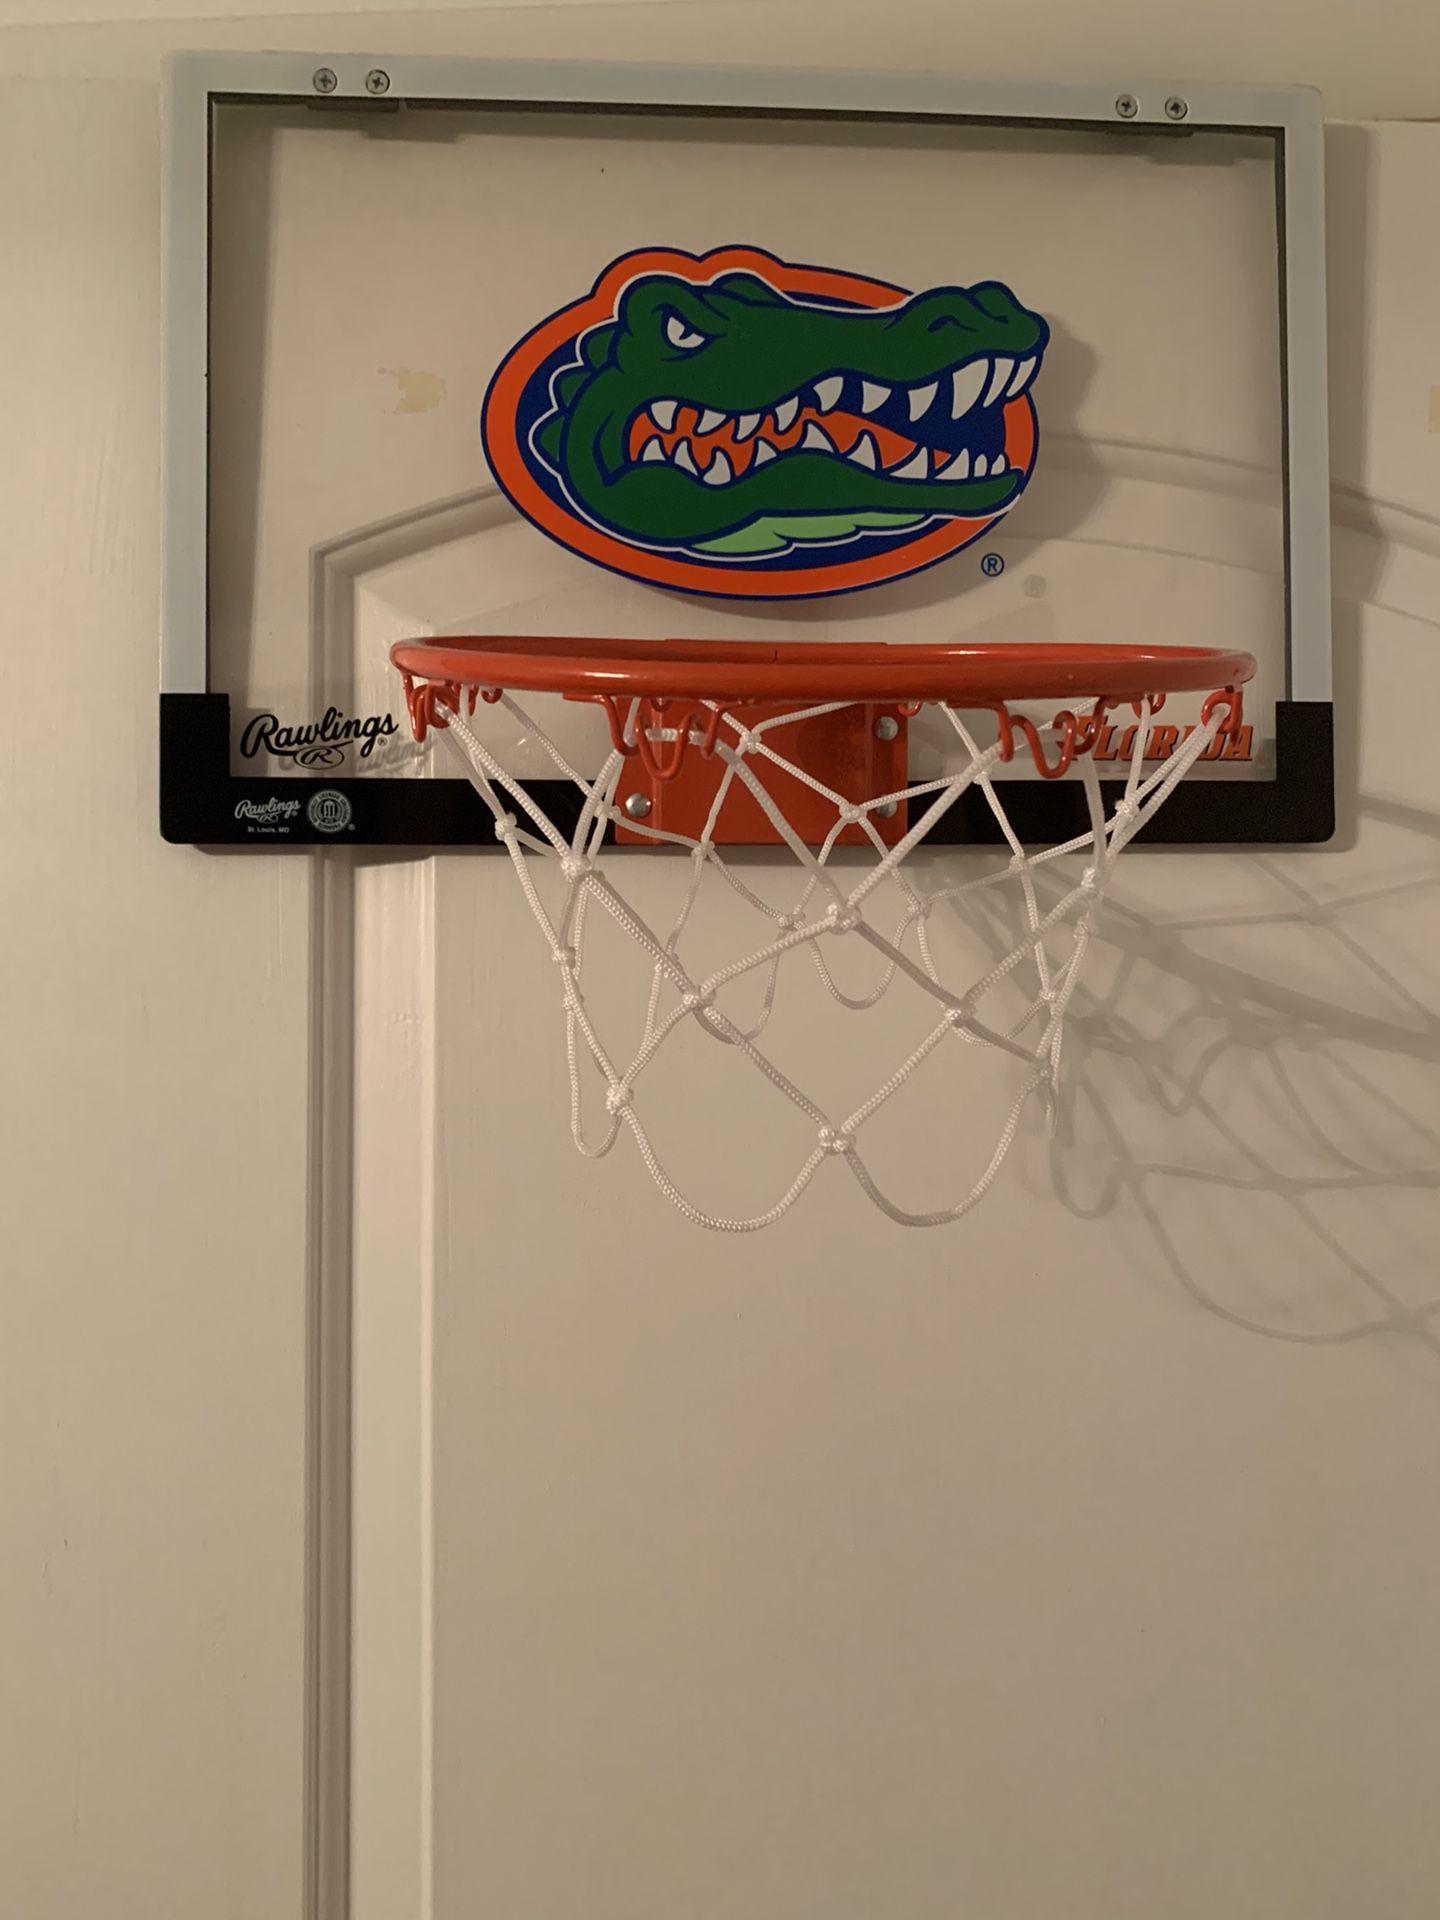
[{"xmin": 432, "ymin": 689, "xmax": 1231, "ymax": 1231}]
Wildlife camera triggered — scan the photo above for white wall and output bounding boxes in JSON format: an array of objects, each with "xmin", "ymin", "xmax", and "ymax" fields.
[
  {"xmin": 2, "ymin": 9, "xmax": 1438, "ymax": 1920},
  {"xmin": 2, "ymin": 0, "xmax": 1439, "ymax": 120}
]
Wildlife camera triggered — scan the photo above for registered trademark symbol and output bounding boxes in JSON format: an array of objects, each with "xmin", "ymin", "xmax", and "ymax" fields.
[{"xmin": 980, "ymin": 552, "xmax": 1005, "ymax": 578}]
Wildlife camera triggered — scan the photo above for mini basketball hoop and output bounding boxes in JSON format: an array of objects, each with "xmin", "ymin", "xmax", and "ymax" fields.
[{"xmin": 391, "ymin": 636, "xmax": 1253, "ymax": 1231}]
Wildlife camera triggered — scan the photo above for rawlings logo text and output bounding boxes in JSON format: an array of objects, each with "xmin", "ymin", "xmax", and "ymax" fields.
[{"xmin": 240, "ymin": 706, "xmax": 400, "ymax": 769}]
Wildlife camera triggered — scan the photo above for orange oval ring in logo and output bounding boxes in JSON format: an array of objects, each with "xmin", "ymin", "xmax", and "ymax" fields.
[{"xmin": 485, "ymin": 245, "xmax": 1052, "ymax": 599}]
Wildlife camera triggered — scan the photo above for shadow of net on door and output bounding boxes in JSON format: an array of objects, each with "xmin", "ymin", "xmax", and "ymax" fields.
[{"xmin": 1037, "ymin": 812, "xmax": 1440, "ymax": 1350}]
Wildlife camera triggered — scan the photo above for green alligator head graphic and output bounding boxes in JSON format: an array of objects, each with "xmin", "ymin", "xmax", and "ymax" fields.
[{"xmin": 483, "ymin": 246, "xmax": 1049, "ymax": 599}]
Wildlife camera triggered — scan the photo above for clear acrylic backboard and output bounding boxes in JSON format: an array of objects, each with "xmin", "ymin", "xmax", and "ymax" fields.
[{"xmin": 161, "ymin": 55, "xmax": 1331, "ymax": 846}]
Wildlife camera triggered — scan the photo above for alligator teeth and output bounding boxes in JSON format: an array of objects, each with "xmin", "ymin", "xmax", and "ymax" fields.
[
  {"xmin": 973, "ymin": 454, "xmax": 989, "ymax": 479},
  {"xmin": 651, "ymin": 399, "xmax": 678, "ymax": 432},
  {"xmin": 937, "ymin": 448, "xmax": 970, "ymax": 480},
  {"xmin": 984, "ymin": 358, "xmax": 1014, "ymax": 407},
  {"xmin": 992, "ymin": 453, "xmax": 1008, "ymax": 474},
  {"xmin": 752, "ymin": 441, "xmax": 777, "ymax": 467},
  {"xmin": 673, "ymin": 442, "xmax": 698, "ymax": 476},
  {"xmin": 735, "ymin": 413, "xmax": 761, "ymax": 440},
  {"xmin": 813, "ymin": 375, "xmax": 844, "ymax": 413},
  {"xmin": 640, "ymin": 437, "xmax": 666, "ymax": 464},
  {"xmin": 891, "ymin": 446, "xmax": 930, "ymax": 480},
  {"xmin": 860, "ymin": 381, "xmax": 890, "ymax": 415},
  {"xmin": 773, "ymin": 396, "xmax": 800, "ymax": 432},
  {"xmin": 704, "ymin": 449, "xmax": 733, "ymax": 486},
  {"xmin": 907, "ymin": 381, "xmax": 938, "ymax": 422},
  {"xmin": 696, "ymin": 408, "xmax": 727, "ymax": 435},
  {"xmin": 801, "ymin": 421, "xmax": 836, "ymax": 454},
  {"xmin": 848, "ymin": 432, "xmax": 879, "ymax": 470},
  {"xmin": 951, "ymin": 363, "xmax": 987, "ymax": 418},
  {"xmin": 1007, "ymin": 356, "xmax": 1036, "ymax": 399}
]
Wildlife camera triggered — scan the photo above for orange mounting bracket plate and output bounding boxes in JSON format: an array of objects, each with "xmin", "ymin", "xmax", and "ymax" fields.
[{"xmin": 613, "ymin": 703, "xmax": 910, "ymax": 847}]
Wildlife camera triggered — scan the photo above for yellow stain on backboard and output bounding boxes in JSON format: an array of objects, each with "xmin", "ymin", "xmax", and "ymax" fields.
[{"xmin": 381, "ymin": 367, "xmax": 446, "ymax": 414}]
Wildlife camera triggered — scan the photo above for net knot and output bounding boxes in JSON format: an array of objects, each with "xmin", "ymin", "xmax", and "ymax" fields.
[
  {"xmin": 776, "ymin": 912, "xmax": 803, "ymax": 934},
  {"xmin": 1113, "ymin": 797, "xmax": 1138, "ymax": 821},
  {"xmin": 560, "ymin": 854, "xmax": 593, "ymax": 884},
  {"xmin": 604, "ymin": 1082, "xmax": 632, "ymax": 1115},
  {"xmin": 944, "ymin": 1001, "xmax": 975, "ymax": 1030},
  {"xmin": 731, "ymin": 727, "xmax": 759, "ymax": 756},
  {"xmin": 493, "ymin": 813, "xmax": 519, "ymax": 844},
  {"xmin": 817, "ymin": 1125, "xmax": 853, "ymax": 1156},
  {"xmin": 837, "ymin": 803, "xmax": 862, "ymax": 827},
  {"xmin": 824, "ymin": 902, "xmax": 860, "ymax": 934},
  {"xmin": 681, "ymin": 988, "xmax": 714, "ymax": 1014},
  {"xmin": 1080, "ymin": 865, "xmax": 1099, "ymax": 893},
  {"xmin": 550, "ymin": 945, "xmax": 577, "ymax": 970}
]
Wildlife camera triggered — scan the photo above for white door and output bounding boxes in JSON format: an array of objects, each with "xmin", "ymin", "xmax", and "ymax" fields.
[
  {"xmin": 5, "ymin": 17, "xmax": 1439, "ymax": 1920},
  {"xmin": 332, "ymin": 110, "xmax": 1440, "ymax": 1920}
]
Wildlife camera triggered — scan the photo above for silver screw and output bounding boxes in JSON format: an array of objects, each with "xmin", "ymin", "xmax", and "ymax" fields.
[
  {"xmin": 875, "ymin": 801, "xmax": 898, "ymax": 820},
  {"xmin": 623, "ymin": 792, "xmax": 652, "ymax": 821},
  {"xmin": 1115, "ymin": 93, "xmax": 1139, "ymax": 119},
  {"xmin": 312, "ymin": 67, "xmax": 338, "ymax": 94},
  {"xmin": 365, "ymin": 68, "xmax": 391, "ymax": 96},
  {"xmin": 874, "ymin": 714, "xmax": 900, "ymax": 742},
  {"xmin": 1164, "ymin": 95, "xmax": 1189, "ymax": 121}
]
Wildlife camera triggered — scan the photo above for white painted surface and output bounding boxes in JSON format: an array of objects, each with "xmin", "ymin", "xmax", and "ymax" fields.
[
  {"xmin": 0, "ymin": 0, "xmax": 660, "ymax": 19},
  {"xmin": 2, "ymin": 7, "xmax": 1439, "ymax": 1919},
  {"xmin": 2, "ymin": 0, "xmax": 1439, "ymax": 121},
  {"xmin": 0, "ymin": 72, "xmax": 314, "ymax": 1920}
]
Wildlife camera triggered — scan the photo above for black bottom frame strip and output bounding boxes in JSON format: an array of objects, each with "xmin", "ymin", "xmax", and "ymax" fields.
[{"xmin": 162, "ymin": 694, "xmax": 1334, "ymax": 849}]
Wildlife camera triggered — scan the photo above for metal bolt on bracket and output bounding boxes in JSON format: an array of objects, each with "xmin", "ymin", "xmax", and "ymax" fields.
[
  {"xmin": 1165, "ymin": 95, "xmax": 1190, "ymax": 121},
  {"xmin": 1115, "ymin": 94, "xmax": 1139, "ymax": 119},
  {"xmin": 623, "ymin": 792, "xmax": 652, "ymax": 821},
  {"xmin": 312, "ymin": 68, "xmax": 338, "ymax": 94},
  {"xmin": 365, "ymin": 69, "xmax": 391, "ymax": 96},
  {"xmin": 875, "ymin": 801, "xmax": 899, "ymax": 820},
  {"xmin": 874, "ymin": 715, "xmax": 900, "ymax": 742}
]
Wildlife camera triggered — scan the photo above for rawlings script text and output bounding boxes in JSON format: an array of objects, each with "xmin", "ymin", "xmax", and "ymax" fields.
[
  {"xmin": 235, "ymin": 797, "xmax": 302, "ymax": 827},
  {"xmin": 240, "ymin": 706, "xmax": 400, "ymax": 770}
]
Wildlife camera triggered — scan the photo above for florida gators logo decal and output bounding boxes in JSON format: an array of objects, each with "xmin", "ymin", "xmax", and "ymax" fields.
[{"xmin": 481, "ymin": 246, "xmax": 1049, "ymax": 600}]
